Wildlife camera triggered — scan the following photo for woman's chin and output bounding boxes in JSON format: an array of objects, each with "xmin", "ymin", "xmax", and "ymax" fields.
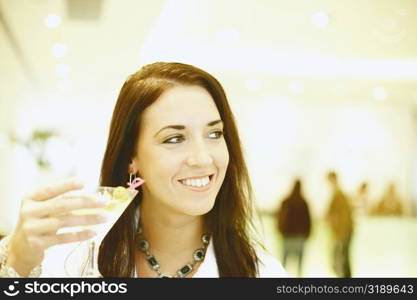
[{"xmin": 182, "ymin": 199, "xmax": 216, "ymax": 216}]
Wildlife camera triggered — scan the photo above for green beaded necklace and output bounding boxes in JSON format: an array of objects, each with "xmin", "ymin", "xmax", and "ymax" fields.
[{"xmin": 137, "ymin": 226, "xmax": 210, "ymax": 278}]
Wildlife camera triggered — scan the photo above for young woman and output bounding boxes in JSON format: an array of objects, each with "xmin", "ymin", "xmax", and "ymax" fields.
[{"xmin": 0, "ymin": 62, "xmax": 287, "ymax": 277}]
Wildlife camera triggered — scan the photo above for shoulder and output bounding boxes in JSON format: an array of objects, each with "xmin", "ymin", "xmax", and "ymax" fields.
[{"xmin": 255, "ymin": 248, "xmax": 288, "ymax": 278}]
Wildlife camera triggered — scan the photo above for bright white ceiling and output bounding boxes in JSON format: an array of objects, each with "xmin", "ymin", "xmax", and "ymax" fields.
[{"xmin": 1, "ymin": 0, "xmax": 417, "ymax": 130}]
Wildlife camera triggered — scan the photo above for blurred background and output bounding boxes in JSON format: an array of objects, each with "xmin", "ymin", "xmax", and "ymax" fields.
[{"xmin": 1, "ymin": 0, "xmax": 416, "ymax": 277}]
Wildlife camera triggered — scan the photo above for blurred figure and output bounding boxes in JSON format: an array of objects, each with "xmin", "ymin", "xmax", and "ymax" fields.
[
  {"xmin": 353, "ymin": 181, "xmax": 369, "ymax": 216},
  {"xmin": 371, "ymin": 182, "xmax": 404, "ymax": 216},
  {"xmin": 326, "ymin": 171, "xmax": 353, "ymax": 278},
  {"xmin": 275, "ymin": 178, "xmax": 311, "ymax": 277},
  {"xmin": 412, "ymin": 199, "xmax": 417, "ymax": 217}
]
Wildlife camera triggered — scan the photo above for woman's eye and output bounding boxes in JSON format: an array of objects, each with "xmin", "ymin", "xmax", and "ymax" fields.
[
  {"xmin": 208, "ymin": 130, "xmax": 224, "ymax": 139},
  {"xmin": 163, "ymin": 135, "xmax": 184, "ymax": 144}
]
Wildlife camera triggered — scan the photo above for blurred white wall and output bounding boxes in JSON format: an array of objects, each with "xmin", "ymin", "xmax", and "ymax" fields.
[
  {"xmin": 231, "ymin": 94, "xmax": 417, "ymax": 215},
  {"xmin": 1, "ymin": 0, "xmax": 417, "ymax": 234}
]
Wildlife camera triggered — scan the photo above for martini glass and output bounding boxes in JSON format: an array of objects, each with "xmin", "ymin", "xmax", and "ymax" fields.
[{"xmin": 64, "ymin": 186, "xmax": 138, "ymax": 277}]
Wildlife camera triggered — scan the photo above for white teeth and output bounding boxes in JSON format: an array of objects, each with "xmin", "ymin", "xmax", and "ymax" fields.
[{"xmin": 180, "ymin": 176, "xmax": 210, "ymax": 187}]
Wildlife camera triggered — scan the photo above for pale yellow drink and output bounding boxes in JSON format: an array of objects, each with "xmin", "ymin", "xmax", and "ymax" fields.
[
  {"xmin": 63, "ymin": 186, "xmax": 138, "ymax": 277},
  {"xmin": 71, "ymin": 186, "xmax": 138, "ymax": 242}
]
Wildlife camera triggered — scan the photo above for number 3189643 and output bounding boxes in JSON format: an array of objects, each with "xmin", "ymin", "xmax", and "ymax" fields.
[{"xmin": 367, "ymin": 284, "xmax": 414, "ymax": 294}]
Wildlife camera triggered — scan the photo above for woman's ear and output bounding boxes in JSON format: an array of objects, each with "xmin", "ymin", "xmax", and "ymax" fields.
[{"xmin": 128, "ymin": 161, "xmax": 136, "ymax": 174}]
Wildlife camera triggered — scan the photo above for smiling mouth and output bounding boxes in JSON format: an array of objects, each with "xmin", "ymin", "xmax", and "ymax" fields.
[{"xmin": 178, "ymin": 174, "xmax": 214, "ymax": 189}]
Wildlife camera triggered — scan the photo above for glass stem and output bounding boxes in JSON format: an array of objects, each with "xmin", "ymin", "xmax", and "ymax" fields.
[{"xmin": 89, "ymin": 241, "xmax": 96, "ymax": 270}]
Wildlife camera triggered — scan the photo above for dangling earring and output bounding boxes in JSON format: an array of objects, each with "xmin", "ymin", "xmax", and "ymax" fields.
[
  {"xmin": 129, "ymin": 173, "xmax": 135, "ymax": 185},
  {"xmin": 127, "ymin": 173, "xmax": 145, "ymax": 191}
]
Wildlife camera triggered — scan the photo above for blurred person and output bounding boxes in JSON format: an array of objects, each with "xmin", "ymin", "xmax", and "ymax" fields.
[
  {"xmin": 0, "ymin": 62, "xmax": 287, "ymax": 278},
  {"xmin": 412, "ymin": 199, "xmax": 417, "ymax": 217},
  {"xmin": 353, "ymin": 181, "xmax": 369, "ymax": 216},
  {"xmin": 275, "ymin": 178, "xmax": 311, "ymax": 277},
  {"xmin": 325, "ymin": 171, "xmax": 353, "ymax": 278},
  {"xmin": 371, "ymin": 182, "xmax": 404, "ymax": 216}
]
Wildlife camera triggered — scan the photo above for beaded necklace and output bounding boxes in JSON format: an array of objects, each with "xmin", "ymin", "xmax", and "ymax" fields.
[{"xmin": 136, "ymin": 226, "xmax": 210, "ymax": 278}]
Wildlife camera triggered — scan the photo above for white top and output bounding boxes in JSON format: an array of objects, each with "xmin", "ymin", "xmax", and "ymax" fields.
[
  {"xmin": 39, "ymin": 237, "xmax": 287, "ymax": 277},
  {"xmin": 39, "ymin": 238, "xmax": 288, "ymax": 277},
  {"xmin": 193, "ymin": 239, "xmax": 288, "ymax": 277}
]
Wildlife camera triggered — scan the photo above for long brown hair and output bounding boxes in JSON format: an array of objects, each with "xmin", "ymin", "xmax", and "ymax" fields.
[{"xmin": 98, "ymin": 62, "xmax": 259, "ymax": 277}]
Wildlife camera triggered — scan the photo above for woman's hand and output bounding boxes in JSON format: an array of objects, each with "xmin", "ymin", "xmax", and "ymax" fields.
[{"xmin": 6, "ymin": 179, "xmax": 106, "ymax": 276}]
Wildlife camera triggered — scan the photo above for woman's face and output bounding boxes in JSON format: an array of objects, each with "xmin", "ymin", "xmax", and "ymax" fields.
[{"xmin": 132, "ymin": 85, "xmax": 229, "ymax": 217}]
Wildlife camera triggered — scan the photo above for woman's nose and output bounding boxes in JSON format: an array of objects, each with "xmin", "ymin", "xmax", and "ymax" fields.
[{"xmin": 186, "ymin": 141, "xmax": 214, "ymax": 167}]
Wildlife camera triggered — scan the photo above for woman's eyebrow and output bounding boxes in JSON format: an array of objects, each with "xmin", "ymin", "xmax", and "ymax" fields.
[
  {"xmin": 207, "ymin": 119, "xmax": 223, "ymax": 127},
  {"xmin": 154, "ymin": 119, "xmax": 223, "ymax": 137},
  {"xmin": 154, "ymin": 125, "xmax": 185, "ymax": 137}
]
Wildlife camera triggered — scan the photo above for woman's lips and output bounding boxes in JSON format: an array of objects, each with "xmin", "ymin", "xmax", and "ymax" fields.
[{"xmin": 177, "ymin": 174, "xmax": 215, "ymax": 192}]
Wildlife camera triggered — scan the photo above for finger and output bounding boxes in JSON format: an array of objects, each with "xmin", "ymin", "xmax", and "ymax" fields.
[
  {"xmin": 58, "ymin": 213, "xmax": 108, "ymax": 229},
  {"xmin": 30, "ymin": 195, "xmax": 105, "ymax": 218},
  {"xmin": 20, "ymin": 218, "xmax": 52, "ymax": 236},
  {"xmin": 26, "ymin": 179, "xmax": 84, "ymax": 202},
  {"xmin": 45, "ymin": 230, "xmax": 97, "ymax": 247},
  {"xmin": 28, "ymin": 214, "xmax": 107, "ymax": 235}
]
